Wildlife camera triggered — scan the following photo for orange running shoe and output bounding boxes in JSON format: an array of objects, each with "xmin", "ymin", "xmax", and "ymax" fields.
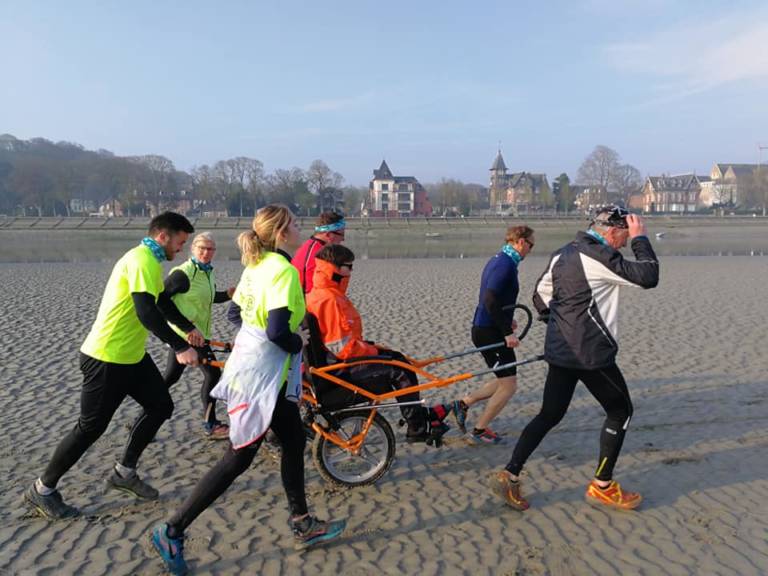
[
  {"xmin": 585, "ymin": 480, "xmax": 642, "ymax": 510},
  {"xmin": 489, "ymin": 471, "xmax": 529, "ymax": 511}
]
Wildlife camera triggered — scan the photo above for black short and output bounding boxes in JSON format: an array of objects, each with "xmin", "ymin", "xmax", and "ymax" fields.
[{"xmin": 472, "ymin": 325, "xmax": 517, "ymax": 378}]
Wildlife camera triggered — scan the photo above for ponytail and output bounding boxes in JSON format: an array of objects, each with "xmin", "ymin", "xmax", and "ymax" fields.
[
  {"xmin": 237, "ymin": 229, "xmax": 263, "ymax": 266},
  {"xmin": 238, "ymin": 204, "xmax": 295, "ymax": 266}
]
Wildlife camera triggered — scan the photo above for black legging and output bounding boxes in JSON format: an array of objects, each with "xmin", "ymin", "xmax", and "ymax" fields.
[
  {"xmin": 505, "ymin": 363, "xmax": 633, "ymax": 482},
  {"xmin": 163, "ymin": 345, "xmax": 221, "ymax": 426},
  {"xmin": 166, "ymin": 391, "xmax": 308, "ymax": 536},
  {"xmin": 42, "ymin": 353, "xmax": 174, "ymax": 487}
]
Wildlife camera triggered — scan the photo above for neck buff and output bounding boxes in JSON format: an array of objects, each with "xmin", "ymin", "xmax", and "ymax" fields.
[
  {"xmin": 586, "ymin": 228, "xmax": 608, "ymax": 246},
  {"xmin": 315, "ymin": 219, "xmax": 346, "ymax": 233},
  {"xmin": 501, "ymin": 243, "xmax": 522, "ymax": 265},
  {"xmin": 142, "ymin": 237, "xmax": 167, "ymax": 262},
  {"xmin": 191, "ymin": 257, "xmax": 213, "ymax": 272}
]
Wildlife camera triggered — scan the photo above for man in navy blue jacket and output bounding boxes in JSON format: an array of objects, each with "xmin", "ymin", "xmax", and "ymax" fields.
[{"xmin": 491, "ymin": 206, "xmax": 659, "ymax": 511}]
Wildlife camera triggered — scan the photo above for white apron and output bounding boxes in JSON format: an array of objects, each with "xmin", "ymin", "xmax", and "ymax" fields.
[{"xmin": 211, "ymin": 324, "xmax": 302, "ymax": 449}]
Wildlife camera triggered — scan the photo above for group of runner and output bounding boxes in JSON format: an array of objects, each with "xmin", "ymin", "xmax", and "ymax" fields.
[{"xmin": 23, "ymin": 203, "xmax": 658, "ymax": 575}]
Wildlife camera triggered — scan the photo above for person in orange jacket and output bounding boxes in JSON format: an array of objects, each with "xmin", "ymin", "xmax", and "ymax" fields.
[{"xmin": 305, "ymin": 244, "xmax": 451, "ymax": 444}]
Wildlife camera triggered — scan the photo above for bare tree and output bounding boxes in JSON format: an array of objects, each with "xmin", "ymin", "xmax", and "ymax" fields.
[
  {"xmin": 306, "ymin": 160, "xmax": 343, "ymax": 195},
  {"xmin": 191, "ymin": 164, "xmax": 224, "ymax": 213},
  {"xmin": 577, "ymin": 146, "xmax": 641, "ymax": 206},
  {"xmin": 265, "ymin": 167, "xmax": 308, "ymax": 209},
  {"xmin": 228, "ymin": 157, "xmax": 264, "ymax": 216},
  {"xmin": 129, "ymin": 155, "xmax": 176, "ymax": 215},
  {"xmin": 576, "ymin": 145, "xmax": 620, "ymax": 191},
  {"xmin": 210, "ymin": 158, "xmax": 262, "ymax": 217},
  {"xmin": 613, "ymin": 163, "xmax": 643, "ymax": 207}
]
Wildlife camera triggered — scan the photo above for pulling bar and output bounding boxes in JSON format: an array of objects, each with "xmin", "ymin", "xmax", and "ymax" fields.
[{"xmin": 469, "ymin": 354, "xmax": 545, "ymax": 379}]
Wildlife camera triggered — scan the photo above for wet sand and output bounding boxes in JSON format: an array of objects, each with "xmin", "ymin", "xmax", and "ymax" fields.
[{"xmin": 1, "ymin": 256, "xmax": 767, "ymax": 575}]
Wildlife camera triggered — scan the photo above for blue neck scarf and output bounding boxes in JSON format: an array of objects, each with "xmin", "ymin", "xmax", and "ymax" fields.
[
  {"xmin": 192, "ymin": 257, "xmax": 213, "ymax": 272},
  {"xmin": 586, "ymin": 228, "xmax": 608, "ymax": 246},
  {"xmin": 142, "ymin": 237, "xmax": 167, "ymax": 262},
  {"xmin": 501, "ymin": 243, "xmax": 522, "ymax": 265}
]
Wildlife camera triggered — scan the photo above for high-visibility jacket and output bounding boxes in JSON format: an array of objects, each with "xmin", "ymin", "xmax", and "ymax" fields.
[
  {"xmin": 305, "ymin": 259, "xmax": 378, "ymax": 360},
  {"xmin": 168, "ymin": 259, "xmax": 216, "ymax": 339}
]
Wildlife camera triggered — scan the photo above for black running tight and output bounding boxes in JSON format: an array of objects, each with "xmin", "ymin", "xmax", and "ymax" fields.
[
  {"xmin": 166, "ymin": 391, "xmax": 308, "ymax": 535},
  {"xmin": 41, "ymin": 353, "xmax": 173, "ymax": 487},
  {"xmin": 505, "ymin": 363, "xmax": 633, "ymax": 481},
  {"xmin": 163, "ymin": 345, "xmax": 222, "ymax": 426}
]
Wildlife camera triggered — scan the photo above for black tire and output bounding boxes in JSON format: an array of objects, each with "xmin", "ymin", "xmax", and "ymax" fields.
[{"xmin": 312, "ymin": 410, "xmax": 396, "ymax": 488}]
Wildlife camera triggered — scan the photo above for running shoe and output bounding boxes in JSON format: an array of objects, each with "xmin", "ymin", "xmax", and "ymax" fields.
[
  {"xmin": 290, "ymin": 515, "xmax": 347, "ymax": 551},
  {"xmin": 489, "ymin": 470, "xmax": 529, "ymax": 511},
  {"xmin": 150, "ymin": 524, "xmax": 188, "ymax": 576},
  {"xmin": 452, "ymin": 399, "xmax": 468, "ymax": 434},
  {"xmin": 104, "ymin": 469, "xmax": 159, "ymax": 500},
  {"xmin": 585, "ymin": 480, "xmax": 642, "ymax": 510},
  {"xmin": 24, "ymin": 483, "xmax": 80, "ymax": 520},
  {"xmin": 203, "ymin": 421, "xmax": 230, "ymax": 441},
  {"xmin": 467, "ymin": 428, "xmax": 505, "ymax": 445}
]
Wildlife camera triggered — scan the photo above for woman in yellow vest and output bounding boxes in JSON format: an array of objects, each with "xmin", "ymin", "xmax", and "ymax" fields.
[
  {"xmin": 151, "ymin": 205, "xmax": 345, "ymax": 574},
  {"xmin": 163, "ymin": 232, "xmax": 235, "ymax": 440}
]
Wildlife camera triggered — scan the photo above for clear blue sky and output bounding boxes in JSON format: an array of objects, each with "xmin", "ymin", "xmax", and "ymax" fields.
[{"xmin": 2, "ymin": 0, "xmax": 767, "ymax": 186}]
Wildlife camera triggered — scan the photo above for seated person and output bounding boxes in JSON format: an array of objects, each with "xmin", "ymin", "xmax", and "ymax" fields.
[{"xmin": 305, "ymin": 244, "xmax": 451, "ymax": 444}]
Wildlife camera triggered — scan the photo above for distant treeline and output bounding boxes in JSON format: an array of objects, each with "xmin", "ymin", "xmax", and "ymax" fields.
[
  {"xmin": 0, "ymin": 133, "xmax": 369, "ymax": 218},
  {"xmin": 0, "ymin": 134, "xmax": 500, "ymax": 219}
]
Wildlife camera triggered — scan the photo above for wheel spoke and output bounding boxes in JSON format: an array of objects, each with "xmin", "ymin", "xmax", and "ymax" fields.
[
  {"xmin": 358, "ymin": 448, "xmax": 383, "ymax": 467},
  {"xmin": 319, "ymin": 414, "xmax": 392, "ymax": 484}
]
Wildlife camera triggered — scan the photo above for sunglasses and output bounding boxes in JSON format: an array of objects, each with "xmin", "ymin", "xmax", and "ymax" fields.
[{"xmin": 523, "ymin": 238, "xmax": 535, "ymax": 248}]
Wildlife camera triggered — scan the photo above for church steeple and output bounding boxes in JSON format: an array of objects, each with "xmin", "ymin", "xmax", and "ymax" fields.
[
  {"xmin": 490, "ymin": 149, "xmax": 507, "ymax": 173},
  {"xmin": 489, "ymin": 148, "xmax": 508, "ymax": 212}
]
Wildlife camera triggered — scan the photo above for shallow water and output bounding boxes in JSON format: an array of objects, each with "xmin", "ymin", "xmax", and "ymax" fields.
[{"xmin": 1, "ymin": 222, "xmax": 767, "ymax": 262}]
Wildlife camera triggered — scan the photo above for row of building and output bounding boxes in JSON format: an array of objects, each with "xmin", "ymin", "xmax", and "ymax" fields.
[
  {"xmin": 74, "ymin": 154, "xmax": 763, "ymax": 219},
  {"xmin": 364, "ymin": 151, "xmax": 766, "ymax": 217}
]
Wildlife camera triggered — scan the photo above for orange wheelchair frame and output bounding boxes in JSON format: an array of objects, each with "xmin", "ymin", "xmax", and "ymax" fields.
[
  {"xmin": 203, "ymin": 306, "xmax": 543, "ymax": 487},
  {"xmin": 299, "ymin": 304, "xmax": 543, "ymax": 486}
]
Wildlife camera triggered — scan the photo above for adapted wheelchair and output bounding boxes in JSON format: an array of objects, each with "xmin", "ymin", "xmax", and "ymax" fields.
[{"xmin": 300, "ymin": 304, "xmax": 542, "ymax": 487}]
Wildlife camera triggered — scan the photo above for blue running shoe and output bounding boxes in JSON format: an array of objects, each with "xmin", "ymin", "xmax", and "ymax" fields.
[
  {"xmin": 290, "ymin": 515, "xmax": 346, "ymax": 551},
  {"xmin": 151, "ymin": 524, "xmax": 188, "ymax": 575},
  {"xmin": 452, "ymin": 399, "xmax": 468, "ymax": 434}
]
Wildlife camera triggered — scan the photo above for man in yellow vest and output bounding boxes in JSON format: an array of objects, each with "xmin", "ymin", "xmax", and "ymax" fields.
[
  {"xmin": 163, "ymin": 232, "xmax": 235, "ymax": 440},
  {"xmin": 25, "ymin": 212, "xmax": 202, "ymax": 520}
]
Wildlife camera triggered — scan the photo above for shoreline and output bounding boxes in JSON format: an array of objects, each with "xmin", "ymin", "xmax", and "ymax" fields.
[{"xmin": 2, "ymin": 214, "xmax": 768, "ymax": 232}]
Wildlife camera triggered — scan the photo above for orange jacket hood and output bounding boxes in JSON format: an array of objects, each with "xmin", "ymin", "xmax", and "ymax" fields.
[
  {"xmin": 305, "ymin": 259, "xmax": 377, "ymax": 360},
  {"xmin": 312, "ymin": 258, "xmax": 351, "ymax": 294}
]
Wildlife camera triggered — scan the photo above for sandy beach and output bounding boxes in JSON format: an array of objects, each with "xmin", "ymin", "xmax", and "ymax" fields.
[{"xmin": 1, "ymin": 255, "xmax": 767, "ymax": 575}]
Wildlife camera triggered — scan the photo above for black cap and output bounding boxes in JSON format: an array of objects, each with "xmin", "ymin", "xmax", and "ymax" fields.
[{"xmin": 592, "ymin": 205, "xmax": 629, "ymax": 229}]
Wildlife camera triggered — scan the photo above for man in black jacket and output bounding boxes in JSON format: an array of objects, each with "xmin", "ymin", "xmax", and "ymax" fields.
[{"xmin": 490, "ymin": 206, "xmax": 659, "ymax": 511}]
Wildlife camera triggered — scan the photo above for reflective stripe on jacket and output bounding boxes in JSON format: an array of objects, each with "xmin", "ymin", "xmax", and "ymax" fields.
[{"xmin": 533, "ymin": 232, "xmax": 659, "ymax": 370}]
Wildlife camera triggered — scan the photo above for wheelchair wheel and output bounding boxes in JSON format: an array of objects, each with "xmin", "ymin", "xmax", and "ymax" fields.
[{"xmin": 312, "ymin": 410, "xmax": 396, "ymax": 488}]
